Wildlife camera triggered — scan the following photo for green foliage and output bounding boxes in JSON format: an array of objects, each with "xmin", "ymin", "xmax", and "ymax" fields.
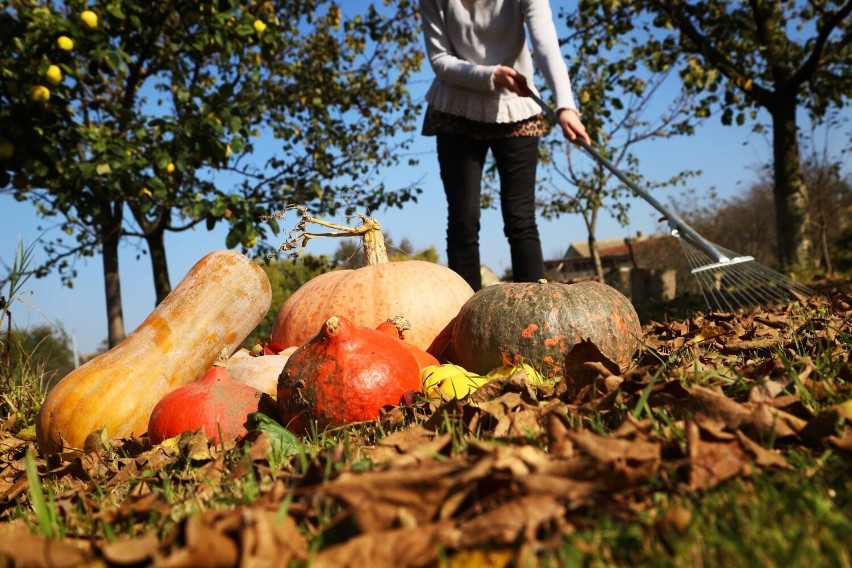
[
  {"xmin": 1, "ymin": 325, "xmax": 75, "ymax": 391},
  {"xmin": 580, "ymin": 0, "xmax": 852, "ymax": 270},
  {"xmin": 671, "ymin": 158, "xmax": 852, "ymax": 273},
  {"xmin": 0, "ymin": 0, "xmax": 424, "ymax": 341},
  {"xmin": 248, "ymin": 254, "xmax": 336, "ymax": 346},
  {"xmin": 1, "ymin": 239, "xmax": 51, "ymax": 428},
  {"xmin": 545, "ymin": 452, "xmax": 851, "ymax": 567},
  {"xmin": 629, "ymin": 1, "xmax": 852, "ymax": 128},
  {"xmin": 530, "ymin": 3, "xmax": 700, "ymax": 281},
  {"xmin": 1, "ymin": 0, "xmax": 423, "ymax": 257}
]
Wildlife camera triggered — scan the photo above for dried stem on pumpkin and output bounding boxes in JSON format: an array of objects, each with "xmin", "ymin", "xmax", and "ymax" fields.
[{"xmin": 264, "ymin": 205, "xmax": 389, "ymax": 265}]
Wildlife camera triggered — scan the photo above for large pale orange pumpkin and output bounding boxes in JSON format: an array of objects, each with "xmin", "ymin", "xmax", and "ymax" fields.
[
  {"xmin": 36, "ymin": 250, "xmax": 272, "ymax": 455},
  {"xmin": 270, "ymin": 214, "xmax": 473, "ymax": 351}
]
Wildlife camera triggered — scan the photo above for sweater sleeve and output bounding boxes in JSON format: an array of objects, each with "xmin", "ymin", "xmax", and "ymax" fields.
[
  {"xmin": 522, "ymin": 0, "xmax": 578, "ymax": 113},
  {"xmin": 419, "ymin": 0, "xmax": 498, "ymax": 92}
]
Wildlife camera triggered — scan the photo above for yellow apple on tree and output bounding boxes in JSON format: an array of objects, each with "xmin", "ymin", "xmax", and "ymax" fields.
[
  {"xmin": 45, "ymin": 65, "xmax": 63, "ymax": 86},
  {"xmin": 253, "ymin": 19, "xmax": 267, "ymax": 33},
  {"xmin": 57, "ymin": 36, "xmax": 74, "ymax": 51},
  {"xmin": 80, "ymin": 10, "xmax": 98, "ymax": 29},
  {"xmin": 30, "ymin": 85, "xmax": 50, "ymax": 104}
]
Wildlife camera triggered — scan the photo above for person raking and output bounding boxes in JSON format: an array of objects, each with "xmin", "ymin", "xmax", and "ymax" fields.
[{"xmin": 419, "ymin": 0, "xmax": 591, "ymax": 290}]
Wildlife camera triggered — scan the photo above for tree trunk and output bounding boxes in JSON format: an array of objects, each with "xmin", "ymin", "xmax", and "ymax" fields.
[
  {"xmin": 770, "ymin": 98, "xmax": 813, "ymax": 272},
  {"xmin": 146, "ymin": 226, "xmax": 172, "ymax": 304},
  {"xmin": 102, "ymin": 204, "xmax": 126, "ymax": 348},
  {"xmin": 127, "ymin": 202, "xmax": 173, "ymax": 304}
]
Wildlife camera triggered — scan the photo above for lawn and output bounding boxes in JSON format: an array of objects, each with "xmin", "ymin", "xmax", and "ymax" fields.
[{"xmin": 1, "ymin": 283, "xmax": 850, "ymax": 567}]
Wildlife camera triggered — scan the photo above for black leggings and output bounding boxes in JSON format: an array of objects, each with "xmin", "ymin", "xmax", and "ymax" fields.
[{"xmin": 437, "ymin": 133, "xmax": 544, "ymax": 291}]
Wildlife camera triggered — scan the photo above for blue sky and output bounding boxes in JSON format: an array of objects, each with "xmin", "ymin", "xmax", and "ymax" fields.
[{"xmin": 2, "ymin": 3, "xmax": 850, "ymax": 355}]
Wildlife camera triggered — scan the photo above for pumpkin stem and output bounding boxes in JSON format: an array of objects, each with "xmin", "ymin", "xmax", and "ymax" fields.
[
  {"xmin": 266, "ymin": 205, "xmax": 389, "ymax": 265},
  {"xmin": 324, "ymin": 315, "xmax": 341, "ymax": 336},
  {"xmin": 214, "ymin": 348, "xmax": 231, "ymax": 368},
  {"xmin": 388, "ymin": 316, "xmax": 411, "ymax": 333}
]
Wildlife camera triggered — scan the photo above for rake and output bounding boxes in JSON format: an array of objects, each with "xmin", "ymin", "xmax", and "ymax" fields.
[{"xmin": 527, "ymin": 92, "xmax": 813, "ymax": 312}]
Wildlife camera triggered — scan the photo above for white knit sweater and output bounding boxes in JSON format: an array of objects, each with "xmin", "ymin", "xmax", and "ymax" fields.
[{"xmin": 420, "ymin": 0, "xmax": 578, "ymax": 123}]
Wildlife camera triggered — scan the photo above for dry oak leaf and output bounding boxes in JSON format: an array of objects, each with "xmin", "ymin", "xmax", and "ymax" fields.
[
  {"xmin": 457, "ymin": 494, "xmax": 566, "ymax": 548},
  {"xmin": 311, "ymin": 523, "xmax": 461, "ymax": 568},
  {"xmin": 367, "ymin": 427, "xmax": 451, "ymax": 467},
  {"xmin": 322, "ymin": 461, "xmax": 465, "ymax": 532},
  {"xmin": 685, "ymin": 420, "xmax": 788, "ymax": 490},
  {"xmin": 100, "ymin": 533, "xmax": 160, "ymax": 565},
  {"xmin": 566, "ymin": 429, "xmax": 662, "ymax": 489},
  {"xmin": 233, "ymin": 508, "xmax": 308, "ymax": 568},
  {"xmin": 562, "ymin": 339, "xmax": 622, "ymax": 401},
  {"xmin": 0, "ymin": 519, "xmax": 93, "ymax": 567},
  {"xmin": 687, "ymin": 420, "xmax": 751, "ymax": 490}
]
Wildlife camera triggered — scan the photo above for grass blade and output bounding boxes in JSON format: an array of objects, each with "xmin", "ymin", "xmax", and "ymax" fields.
[{"xmin": 25, "ymin": 448, "xmax": 56, "ymax": 538}]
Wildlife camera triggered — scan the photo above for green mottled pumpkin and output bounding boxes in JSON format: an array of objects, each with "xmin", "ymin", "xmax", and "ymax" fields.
[{"xmin": 449, "ymin": 280, "xmax": 641, "ymax": 378}]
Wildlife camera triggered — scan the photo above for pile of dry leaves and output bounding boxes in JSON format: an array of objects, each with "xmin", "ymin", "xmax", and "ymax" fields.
[{"xmin": 1, "ymin": 288, "xmax": 850, "ymax": 566}]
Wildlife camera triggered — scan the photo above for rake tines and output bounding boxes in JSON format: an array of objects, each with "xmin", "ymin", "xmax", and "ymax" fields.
[
  {"xmin": 677, "ymin": 235, "xmax": 813, "ymax": 312},
  {"xmin": 526, "ymin": 90, "xmax": 816, "ymax": 312}
]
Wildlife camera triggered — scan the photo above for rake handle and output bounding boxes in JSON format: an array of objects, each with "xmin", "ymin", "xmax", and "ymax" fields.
[{"xmin": 527, "ymin": 92, "xmax": 730, "ymax": 263}]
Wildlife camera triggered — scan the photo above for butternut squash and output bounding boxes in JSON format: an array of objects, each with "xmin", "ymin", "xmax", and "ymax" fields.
[{"xmin": 36, "ymin": 250, "xmax": 272, "ymax": 454}]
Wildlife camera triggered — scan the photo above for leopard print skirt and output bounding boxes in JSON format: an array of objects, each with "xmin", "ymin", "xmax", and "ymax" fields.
[{"xmin": 422, "ymin": 105, "xmax": 547, "ymax": 140}]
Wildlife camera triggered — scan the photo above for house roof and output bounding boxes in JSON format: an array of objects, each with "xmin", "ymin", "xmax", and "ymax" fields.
[{"xmin": 563, "ymin": 237, "xmax": 631, "ymax": 259}]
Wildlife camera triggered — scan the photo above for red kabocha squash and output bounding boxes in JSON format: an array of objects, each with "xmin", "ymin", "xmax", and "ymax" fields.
[
  {"xmin": 277, "ymin": 315, "xmax": 421, "ymax": 432},
  {"xmin": 270, "ymin": 212, "xmax": 473, "ymax": 351},
  {"xmin": 376, "ymin": 316, "xmax": 440, "ymax": 370},
  {"xmin": 37, "ymin": 249, "xmax": 272, "ymax": 455},
  {"xmin": 148, "ymin": 354, "xmax": 263, "ymax": 445},
  {"xmin": 449, "ymin": 280, "xmax": 642, "ymax": 378}
]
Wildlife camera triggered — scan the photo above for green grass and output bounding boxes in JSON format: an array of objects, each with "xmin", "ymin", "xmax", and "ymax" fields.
[
  {"xmin": 3, "ymin": 389, "xmax": 851, "ymax": 566},
  {"xmin": 1, "ymin": 279, "xmax": 850, "ymax": 566},
  {"xmin": 545, "ymin": 451, "xmax": 850, "ymax": 568}
]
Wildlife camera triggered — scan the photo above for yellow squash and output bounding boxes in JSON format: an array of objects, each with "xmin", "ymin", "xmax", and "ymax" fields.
[
  {"xmin": 36, "ymin": 250, "xmax": 272, "ymax": 454},
  {"xmin": 421, "ymin": 364, "xmax": 493, "ymax": 401}
]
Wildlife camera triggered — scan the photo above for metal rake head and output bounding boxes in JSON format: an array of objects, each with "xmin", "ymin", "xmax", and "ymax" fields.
[{"xmin": 676, "ymin": 234, "xmax": 813, "ymax": 312}]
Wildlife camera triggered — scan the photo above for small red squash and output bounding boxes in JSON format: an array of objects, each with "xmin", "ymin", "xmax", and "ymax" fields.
[
  {"xmin": 270, "ymin": 213, "xmax": 473, "ymax": 351},
  {"xmin": 449, "ymin": 280, "xmax": 642, "ymax": 378},
  {"xmin": 277, "ymin": 315, "xmax": 421, "ymax": 432},
  {"xmin": 147, "ymin": 356, "xmax": 263, "ymax": 445}
]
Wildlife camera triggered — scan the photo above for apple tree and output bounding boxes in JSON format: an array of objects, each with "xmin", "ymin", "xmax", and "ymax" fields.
[
  {"xmin": 0, "ymin": 0, "xmax": 423, "ymax": 346},
  {"xmin": 533, "ymin": 2, "xmax": 700, "ymax": 283},
  {"xmin": 584, "ymin": 0, "xmax": 852, "ymax": 272}
]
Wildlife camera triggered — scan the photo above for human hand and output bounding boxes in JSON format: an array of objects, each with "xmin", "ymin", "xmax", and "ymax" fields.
[
  {"xmin": 558, "ymin": 108, "xmax": 591, "ymax": 145},
  {"xmin": 493, "ymin": 65, "xmax": 532, "ymax": 96}
]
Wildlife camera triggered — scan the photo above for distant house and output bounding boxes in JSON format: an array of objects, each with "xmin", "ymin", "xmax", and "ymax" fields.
[
  {"xmin": 545, "ymin": 233, "xmax": 702, "ymax": 302},
  {"xmin": 544, "ymin": 236, "xmax": 636, "ymax": 282}
]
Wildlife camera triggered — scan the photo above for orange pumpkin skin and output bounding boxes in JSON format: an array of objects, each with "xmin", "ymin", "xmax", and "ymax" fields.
[
  {"xmin": 147, "ymin": 364, "xmax": 263, "ymax": 445},
  {"xmin": 375, "ymin": 317, "xmax": 440, "ymax": 370},
  {"xmin": 270, "ymin": 260, "xmax": 473, "ymax": 351},
  {"xmin": 426, "ymin": 316, "xmax": 457, "ymax": 363},
  {"xmin": 449, "ymin": 281, "xmax": 642, "ymax": 377},
  {"xmin": 277, "ymin": 315, "xmax": 421, "ymax": 432},
  {"xmin": 36, "ymin": 250, "xmax": 272, "ymax": 454}
]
